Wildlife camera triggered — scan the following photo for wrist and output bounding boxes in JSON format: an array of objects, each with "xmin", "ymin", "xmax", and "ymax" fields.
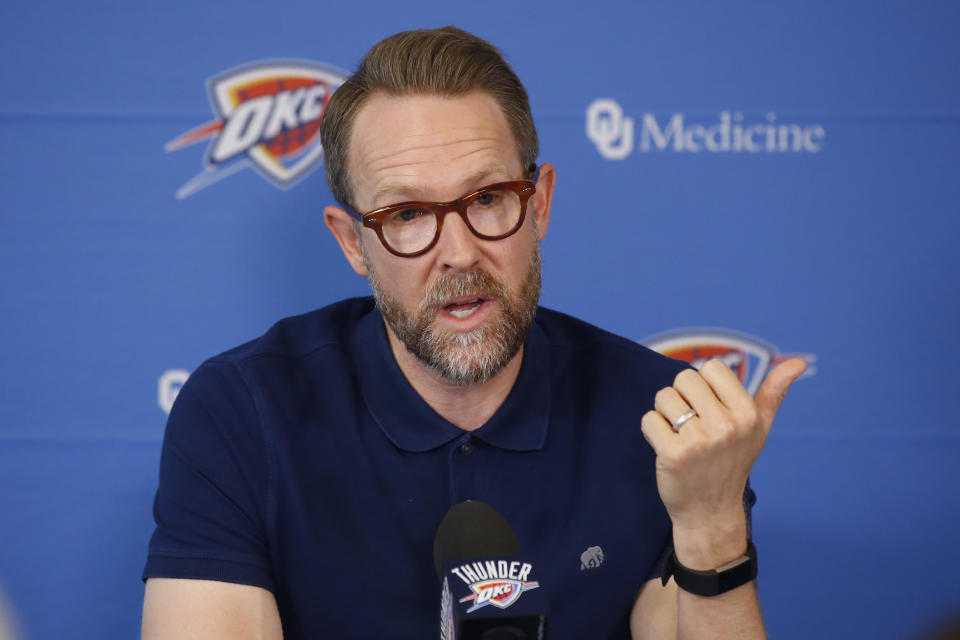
[
  {"xmin": 671, "ymin": 515, "xmax": 748, "ymax": 571},
  {"xmin": 661, "ymin": 539, "xmax": 758, "ymax": 596}
]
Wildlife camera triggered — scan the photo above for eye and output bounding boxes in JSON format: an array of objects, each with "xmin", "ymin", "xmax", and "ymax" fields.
[
  {"xmin": 474, "ymin": 192, "xmax": 499, "ymax": 206},
  {"xmin": 391, "ymin": 207, "xmax": 428, "ymax": 223}
]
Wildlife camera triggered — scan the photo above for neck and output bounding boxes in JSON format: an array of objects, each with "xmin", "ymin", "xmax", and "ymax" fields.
[{"xmin": 383, "ymin": 322, "xmax": 523, "ymax": 431}]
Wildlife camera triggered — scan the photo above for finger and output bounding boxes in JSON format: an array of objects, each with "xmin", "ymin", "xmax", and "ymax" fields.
[
  {"xmin": 653, "ymin": 386, "xmax": 694, "ymax": 427},
  {"xmin": 672, "ymin": 368, "xmax": 724, "ymax": 423},
  {"xmin": 755, "ymin": 358, "xmax": 808, "ymax": 430},
  {"xmin": 641, "ymin": 409, "xmax": 680, "ymax": 457},
  {"xmin": 698, "ymin": 358, "xmax": 754, "ymax": 415}
]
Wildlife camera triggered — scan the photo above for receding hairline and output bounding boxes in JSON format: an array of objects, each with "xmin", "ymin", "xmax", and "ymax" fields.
[
  {"xmin": 343, "ymin": 90, "xmax": 525, "ymax": 209},
  {"xmin": 319, "ymin": 26, "xmax": 539, "ymax": 210}
]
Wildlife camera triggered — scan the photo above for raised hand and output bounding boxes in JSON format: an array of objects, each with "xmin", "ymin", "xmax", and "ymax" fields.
[{"xmin": 641, "ymin": 358, "xmax": 807, "ymax": 568}]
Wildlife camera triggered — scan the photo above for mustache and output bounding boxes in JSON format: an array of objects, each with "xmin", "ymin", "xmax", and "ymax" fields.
[{"xmin": 418, "ymin": 270, "xmax": 508, "ymax": 314}]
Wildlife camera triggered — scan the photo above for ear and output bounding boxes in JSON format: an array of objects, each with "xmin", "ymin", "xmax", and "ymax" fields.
[
  {"xmin": 324, "ymin": 205, "xmax": 369, "ymax": 277},
  {"xmin": 531, "ymin": 162, "xmax": 556, "ymax": 242}
]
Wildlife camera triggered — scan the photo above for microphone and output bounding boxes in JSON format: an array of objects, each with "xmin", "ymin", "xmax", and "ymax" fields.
[{"xmin": 433, "ymin": 500, "xmax": 548, "ymax": 640}]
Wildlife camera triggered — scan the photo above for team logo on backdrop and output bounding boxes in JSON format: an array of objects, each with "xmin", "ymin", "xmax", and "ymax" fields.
[
  {"xmin": 587, "ymin": 99, "xmax": 826, "ymax": 160},
  {"xmin": 158, "ymin": 369, "xmax": 190, "ymax": 414},
  {"xmin": 642, "ymin": 328, "xmax": 816, "ymax": 395},
  {"xmin": 166, "ymin": 60, "xmax": 348, "ymax": 199},
  {"xmin": 450, "ymin": 561, "xmax": 540, "ymax": 613}
]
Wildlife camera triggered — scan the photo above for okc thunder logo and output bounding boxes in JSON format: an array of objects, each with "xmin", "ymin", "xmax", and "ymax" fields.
[
  {"xmin": 642, "ymin": 328, "xmax": 816, "ymax": 395},
  {"xmin": 459, "ymin": 579, "xmax": 540, "ymax": 614},
  {"xmin": 166, "ymin": 59, "xmax": 348, "ymax": 199}
]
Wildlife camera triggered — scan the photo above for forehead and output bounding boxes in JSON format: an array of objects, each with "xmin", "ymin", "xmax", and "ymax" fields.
[{"xmin": 347, "ymin": 91, "xmax": 521, "ymax": 206}]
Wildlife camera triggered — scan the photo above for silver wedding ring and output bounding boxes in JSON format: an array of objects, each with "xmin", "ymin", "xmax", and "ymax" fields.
[{"xmin": 672, "ymin": 409, "xmax": 697, "ymax": 432}]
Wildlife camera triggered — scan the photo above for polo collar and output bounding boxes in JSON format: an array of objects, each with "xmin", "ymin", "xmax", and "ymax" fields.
[{"xmin": 350, "ymin": 300, "xmax": 551, "ymax": 453}]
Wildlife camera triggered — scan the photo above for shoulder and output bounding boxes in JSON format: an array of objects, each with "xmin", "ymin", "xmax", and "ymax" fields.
[
  {"xmin": 171, "ymin": 296, "xmax": 374, "ymax": 422},
  {"xmin": 210, "ymin": 296, "xmax": 374, "ymax": 367},
  {"xmin": 533, "ymin": 306, "xmax": 689, "ymax": 386}
]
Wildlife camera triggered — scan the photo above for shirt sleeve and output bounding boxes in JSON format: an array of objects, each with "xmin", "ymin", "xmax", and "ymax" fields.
[{"xmin": 142, "ymin": 359, "xmax": 275, "ymax": 592}]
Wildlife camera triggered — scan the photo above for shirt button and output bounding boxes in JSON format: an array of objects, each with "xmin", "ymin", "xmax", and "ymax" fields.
[{"xmin": 459, "ymin": 441, "xmax": 474, "ymax": 456}]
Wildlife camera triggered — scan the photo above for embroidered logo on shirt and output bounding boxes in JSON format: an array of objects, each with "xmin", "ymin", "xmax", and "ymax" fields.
[{"xmin": 580, "ymin": 545, "xmax": 605, "ymax": 570}]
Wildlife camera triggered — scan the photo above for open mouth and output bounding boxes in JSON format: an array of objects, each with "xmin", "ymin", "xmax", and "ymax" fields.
[{"xmin": 442, "ymin": 296, "xmax": 488, "ymax": 320}]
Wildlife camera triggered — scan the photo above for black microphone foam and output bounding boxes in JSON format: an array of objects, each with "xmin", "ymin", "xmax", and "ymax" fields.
[
  {"xmin": 434, "ymin": 500, "xmax": 521, "ymax": 579},
  {"xmin": 433, "ymin": 501, "xmax": 548, "ymax": 639}
]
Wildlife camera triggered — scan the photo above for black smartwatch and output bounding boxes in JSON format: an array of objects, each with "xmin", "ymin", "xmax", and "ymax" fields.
[{"xmin": 660, "ymin": 540, "xmax": 757, "ymax": 596}]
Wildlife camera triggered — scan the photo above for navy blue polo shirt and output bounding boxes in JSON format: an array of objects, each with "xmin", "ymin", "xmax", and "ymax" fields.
[{"xmin": 144, "ymin": 297, "xmax": 702, "ymax": 638}]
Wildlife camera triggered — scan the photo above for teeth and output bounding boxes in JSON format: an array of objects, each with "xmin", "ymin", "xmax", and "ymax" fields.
[{"xmin": 447, "ymin": 300, "xmax": 482, "ymax": 319}]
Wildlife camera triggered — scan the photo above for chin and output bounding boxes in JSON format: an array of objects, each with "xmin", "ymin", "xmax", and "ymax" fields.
[{"xmin": 423, "ymin": 319, "xmax": 522, "ymax": 386}]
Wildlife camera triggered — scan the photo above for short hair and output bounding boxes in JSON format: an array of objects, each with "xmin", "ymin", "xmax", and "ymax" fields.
[{"xmin": 319, "ymin": 26, "xmax": 539, "ymax": 208}]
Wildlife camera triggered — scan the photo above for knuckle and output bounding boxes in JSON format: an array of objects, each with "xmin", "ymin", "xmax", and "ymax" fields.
[
  {"xmin": 702, "ymin": 358, "xmax": 727, "ymax": 377},
  {"xmin": 699, "ymin": 359, "xmax": 719, "ymax": 375},
  {"xmin": 682, "ymin": 438, "xmax": 708, "ymax": 461},
  {"xmin": 654, "ymin": 387, "xmax": 672, "ymax": 406},
  {"xmin": 702, "ymin": 414, "xmax": 737, "ymax": 446},
  {"xmin": 717, "ymin": 420, "xmax": 738, "ymax": 443},
  {"xmin": 733, "ymin": 403, "xmax": 759, "ymax": 427},
  {"xmin": 714, "ymin": 413, "xmax": 736, "ymax": 433},
  {"xmin": 674, "ymin": 368, "xmax": 697, "ymax": 387}
]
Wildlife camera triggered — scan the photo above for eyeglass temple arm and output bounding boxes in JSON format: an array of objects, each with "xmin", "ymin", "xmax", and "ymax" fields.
[{"xmin": 337, "ymin": 163, "xmax": 540, "ymax": 221}]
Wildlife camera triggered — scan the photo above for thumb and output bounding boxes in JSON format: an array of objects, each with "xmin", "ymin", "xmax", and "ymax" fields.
[{"xmin": 755, "ymin": 358, "xmax": 807, "ymax": 430}]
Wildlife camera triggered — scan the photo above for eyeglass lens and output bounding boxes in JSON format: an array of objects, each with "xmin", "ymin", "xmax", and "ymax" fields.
[{"xmin": 380, "ymin": 188, "xmax": 523, "ymax": 255}]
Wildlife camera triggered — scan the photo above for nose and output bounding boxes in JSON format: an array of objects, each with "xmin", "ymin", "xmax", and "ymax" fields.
[{"xmin": 434, "ymin": 211, "xmax": 481, "ymax": 271}]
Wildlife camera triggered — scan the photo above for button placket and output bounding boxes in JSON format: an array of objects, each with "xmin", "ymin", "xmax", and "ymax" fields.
[{"xmin": 448, "ymin": 435, "xmax": 478, "ymax": 504}]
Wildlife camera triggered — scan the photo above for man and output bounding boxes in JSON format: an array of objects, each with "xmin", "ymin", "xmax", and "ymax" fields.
[{"xmin": 142, "ymin": 27, "xmax": 805, "ymax": 639}]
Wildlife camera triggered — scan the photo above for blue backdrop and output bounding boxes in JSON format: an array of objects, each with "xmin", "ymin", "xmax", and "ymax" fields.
[{"xmin": 1, "ymin": 1, "xmax": 958, "ymax": 638}]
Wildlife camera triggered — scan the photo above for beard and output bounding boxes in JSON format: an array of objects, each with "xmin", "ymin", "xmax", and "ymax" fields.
[{"xmin": 367, "ymin": 246, "xmax": 542, "ymax": 386}]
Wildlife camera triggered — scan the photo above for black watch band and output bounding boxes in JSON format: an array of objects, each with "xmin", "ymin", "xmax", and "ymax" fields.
[{"xmin": 660, "ymin": 540, "xmax": 757, "ymax": 597}]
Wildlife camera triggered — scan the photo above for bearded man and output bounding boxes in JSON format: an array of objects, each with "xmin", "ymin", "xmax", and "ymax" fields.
[{"xmin": 142, "ymin": 26, "xmax": 805, "ymax": 640}]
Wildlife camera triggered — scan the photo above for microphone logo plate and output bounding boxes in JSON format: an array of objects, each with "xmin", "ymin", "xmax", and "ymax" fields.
[
  {"xmin": 449, "ymin": 560, "xmax": 540, "ymax": 613},
  {"xmin": 460, "ymin": 579, "xmax": 540, "ymax": 613}
]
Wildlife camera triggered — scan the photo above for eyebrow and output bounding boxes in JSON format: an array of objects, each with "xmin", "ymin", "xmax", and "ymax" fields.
[{"xmin": 370, "ymin": 164, "xmax": 510, "ymax": 207}]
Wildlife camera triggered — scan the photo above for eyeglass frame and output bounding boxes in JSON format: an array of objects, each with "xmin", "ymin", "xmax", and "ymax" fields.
[{"xmin": 338, "ymin": 165, "xmax": 540, "ymax": 258}]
